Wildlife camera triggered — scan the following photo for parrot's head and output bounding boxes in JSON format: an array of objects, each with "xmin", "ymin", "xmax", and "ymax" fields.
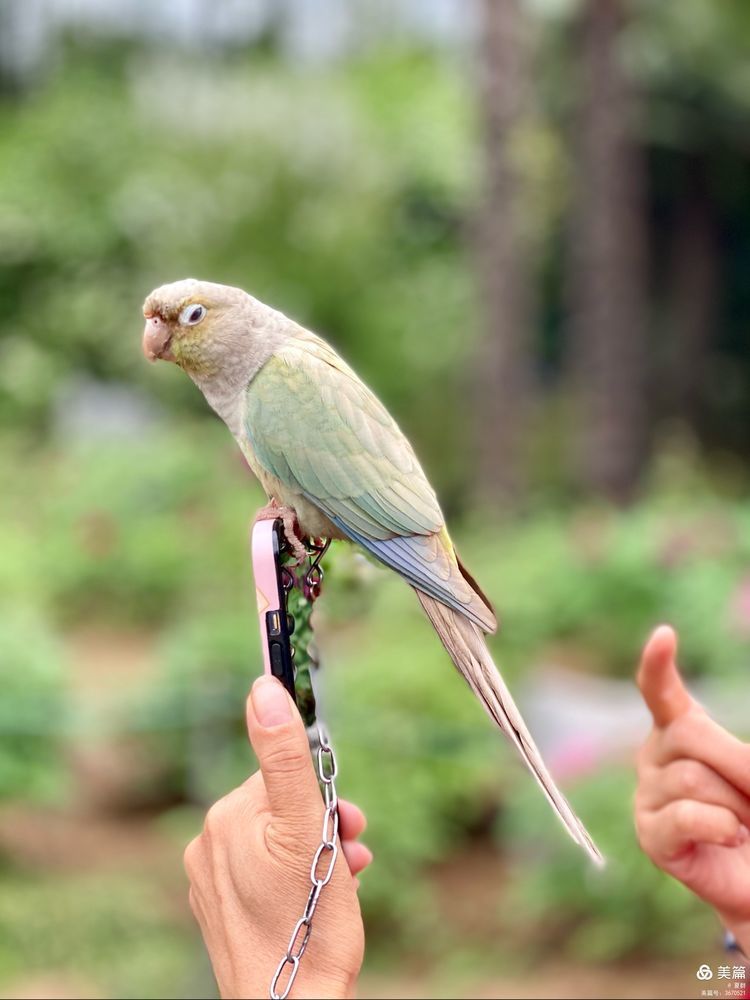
[{"xmin": 142, "ymin": 278, "xmax": 260, "ymax": 377}]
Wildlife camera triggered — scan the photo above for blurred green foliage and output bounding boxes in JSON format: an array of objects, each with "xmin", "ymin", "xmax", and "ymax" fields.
[
  {"xmin": 1, "ymin": 427, "xmax": 746, "ymax": 981},
  {"xmin": 7, "ymin": 427, "xmax": 750, "ymax": 684},
  {"xmin": 1, "ymin": 6, "xmax": 749, "ymax": 993},
  {"xmin": 0, "ymin": 872, "xmax": 196, "ymax": 1000},
  {"xmin": 0, "ymin": 424, "xmax": 259, "ymax": 625},
  {"xmin": 0, "ymin": 607, "xmax": 67, "ymax": 802},
  {"xmin": 503, "ymin": 767, "xmax": 716, "ymax": 963},
  {"xmin": 0, "ymin": 48, "xmax": 476, "ymax": 502}
]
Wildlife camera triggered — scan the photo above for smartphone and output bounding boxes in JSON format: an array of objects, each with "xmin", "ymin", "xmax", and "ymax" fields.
[{"xmin": 251, "ymin": 516, "xmax": 297, "ymax": 703}]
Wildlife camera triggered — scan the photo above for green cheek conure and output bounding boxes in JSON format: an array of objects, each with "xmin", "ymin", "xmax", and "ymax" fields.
[{"xmin": 142, "ymin": 277, "xmax": 602, "ymax": 866}]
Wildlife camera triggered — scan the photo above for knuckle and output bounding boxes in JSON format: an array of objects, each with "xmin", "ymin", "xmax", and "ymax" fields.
[
  {"xmin": 633, "ymin": 819, "xmax": 647, "ymax": 852},
  {"xmin": 183, "ymin": 835, "xmax": 203, "ymax": 880},
  {"xmin": 633, "ymin": 786, "xmax": 647, "ymax": 817},
  {"xmin": 204, "ymin": 794, "xmax": 236, "ymax": 839},
  {"xmin": 203, "ymin": 804, "xmax": 224, "ymax": 839},
  {"xmin": 675, "ymin": 760, "xmax": 703, "ymax": 797},
  {"xmin": 202, "ymin": 784, "xmax": 264, "ymax": 848},
  {"xmin": 633, "ymin": 812, "xmax": 653, "ymax": 856},
  {"xmin": 673, "ymin": 799, "xmax": 696, "ymax": 834},
  {"xmin": 635, "ymin": 810, "xmax": 659, "ymax": 863},
  {"xmin": 636, "ymin": 832, "xmax": 658, "ymax": 864}
]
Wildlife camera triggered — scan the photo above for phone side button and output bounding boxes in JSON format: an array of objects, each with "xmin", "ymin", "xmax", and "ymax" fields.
[{"xmin": 269, "ymin": 641, "xmax": 285, "ymax": 678}]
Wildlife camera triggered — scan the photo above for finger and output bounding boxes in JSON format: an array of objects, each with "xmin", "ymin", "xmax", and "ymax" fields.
[
  {"xmin": 341, "ymin": 840, "xmax": 373, "ymax": 875},
  {"xmin": 639, "ymin": 759, "xmax": 750, "ymax": 829},
  {"xmin": 183, "ymin": 834, "xmax": 206, "ymax": 881},
  {"xmin": 637, "ymin": 625, "xmax": 693, "ymax": 727},
  {"xmin": 638, "ymin": 799, "xmax": 749, "ymax": 862},
  {"xmin": 338, "ymin": 800, "xmax": 367, "ymax": 841},
  {"xmin": 245, "ymin": 676, "xmax": 321, "ymax": 823},
  {"xmin": 188, "ymin": 885, "xmax": 203, "ymax": 921},
  {"xmin": 659, "ymin": 710, "xmax": 750, "ymax": 799}
]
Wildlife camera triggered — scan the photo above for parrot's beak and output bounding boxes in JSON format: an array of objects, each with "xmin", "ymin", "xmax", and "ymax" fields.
[{"xmin": 142, "ymin": 314, "xmax": 175, "ymax": 362}]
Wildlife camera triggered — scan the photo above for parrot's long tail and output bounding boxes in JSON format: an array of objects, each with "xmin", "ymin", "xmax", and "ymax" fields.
[{"xmin": 415, "ymin": 590, "xmax": 604, "ymax": 867}]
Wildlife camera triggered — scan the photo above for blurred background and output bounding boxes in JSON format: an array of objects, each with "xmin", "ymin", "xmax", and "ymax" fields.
[{"xmin": 1, "ymin": 0, "xmax": 749, "ymax": 997}]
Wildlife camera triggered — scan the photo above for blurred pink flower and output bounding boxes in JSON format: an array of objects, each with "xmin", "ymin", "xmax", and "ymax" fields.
[{"xmin": 549, "ymin": 734, "xmax": 603, "ymax": 781}]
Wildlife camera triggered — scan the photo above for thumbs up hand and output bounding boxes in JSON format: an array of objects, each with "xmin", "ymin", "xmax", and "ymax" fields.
[{"xmin": 635, "ymin": 626, "xmax": 750, "ymax": 953}]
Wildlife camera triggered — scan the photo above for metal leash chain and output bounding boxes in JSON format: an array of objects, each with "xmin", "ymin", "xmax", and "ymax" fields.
[
  {"xmin": 269, "ymin": 538, "xmax": 340, "ymax": 1000},
  {"xmin": 269, "ymin": 724, "xmax": 340, "ymax": 1000}
]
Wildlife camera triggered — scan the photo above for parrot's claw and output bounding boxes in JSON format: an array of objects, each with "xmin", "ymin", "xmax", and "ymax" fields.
[
  {"xmin": 254, "ymin": 500, "xmax": 309, "ymax": 565},
  {"xmin": 280, "ymin": 511, "xmax": 309, "ymax": 565}
]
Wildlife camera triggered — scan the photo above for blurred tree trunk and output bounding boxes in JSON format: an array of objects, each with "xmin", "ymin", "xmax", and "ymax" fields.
[
  {"xmin": 664, "ymin": 164, "xmax": 719, "ymax": 427},
  {"xmin": 473, "ymin": 0, "xmax": 533, "ymax": 507},
  {"xmin": 566, "ymin": 0, "xmax": 649, "ymax": 502},
  {"xmin": 0, "ymin": 2, "xmax": 20, "ymax": 95},
  {"xmin": 0, "ymin": 0, "xmax": 35, "ymax": 95}
]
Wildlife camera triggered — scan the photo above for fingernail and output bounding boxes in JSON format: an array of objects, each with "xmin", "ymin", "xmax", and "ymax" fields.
[
  {"xmin": 736, "ymin": 825, "xmax": 749, "ymax": 845},
  {"xmin": 252, "ymin": 676, "xmax": 292, "ymax": 727}
]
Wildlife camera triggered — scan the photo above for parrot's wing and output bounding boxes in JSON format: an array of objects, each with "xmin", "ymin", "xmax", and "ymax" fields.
[{"xmin": 244, "ymin": 334, "xmax": 496, "ymax": 632}]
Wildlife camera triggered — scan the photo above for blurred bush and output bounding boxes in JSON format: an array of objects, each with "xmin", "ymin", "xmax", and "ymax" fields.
[
  {"xmin": 0, "ymin": 49, "xmax": 476, "ymax": 502},
  {"xmin": 133, "ymin": 607, "xmax": 261, "ymax": 804},
  {"xmin": 9, "ymin": 427, "xmax": 734, "ymax": 961},
  {"xmin": 1, "ymin": 8, "xmax": 749, "ymax": 993},
  {"xmin": 0, "ymin": 424, "xmax": 262, "ymax": 626},
  {"xmin": 0, "ymin": 607, "xmax": 68, "ymax": 803},
  {"xmin": 4, "ymin": 431, "xmax": 750, "ymax": 916},
  {"xmin": 0, "ymin": 872, "xmax": 196, "ymax": 999},
  {"xmin": 502, "ymin": 767, "xmax": 716, "ymax": 964}
]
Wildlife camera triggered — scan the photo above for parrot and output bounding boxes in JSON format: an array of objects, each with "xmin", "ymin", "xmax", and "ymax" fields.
[{"xmin": 142, "ymin": 277, "xmax": 603, "ymax": 865}]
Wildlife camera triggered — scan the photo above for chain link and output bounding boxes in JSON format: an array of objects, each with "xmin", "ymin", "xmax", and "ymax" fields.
[{"xmin": 269, "ymin": 724, "xmax": 340, "ymax": 1000}]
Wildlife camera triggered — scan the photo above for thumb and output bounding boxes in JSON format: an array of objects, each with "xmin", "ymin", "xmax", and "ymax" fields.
[
  {"xmin": 636, "ymin": 624, "xmax": 693, "ymax": 728},
  {"xmin": 246, "ymin": 675, "xmax": 322, "ymax": 825}
]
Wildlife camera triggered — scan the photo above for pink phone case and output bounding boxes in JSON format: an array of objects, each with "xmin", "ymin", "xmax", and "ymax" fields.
[
  {"xmin": 251, "ymin": 515, "xmax": 297, "ymax": 700},
  {"xmin": 251, "ymin": 516, "xmax": 283, "ymax": 677}
]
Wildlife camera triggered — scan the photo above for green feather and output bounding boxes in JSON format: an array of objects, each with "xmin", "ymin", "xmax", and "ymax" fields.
[
  {"xmin": 243, "ymin": 334, "xmax": 443, "ymax": 541},
  {"xmin": 242, "ymin": 332, "xmax": 496, "ymax": 631}
]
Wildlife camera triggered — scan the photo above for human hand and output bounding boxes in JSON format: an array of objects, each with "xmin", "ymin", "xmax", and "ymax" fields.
[
  {"xmin": 185, "ymin": 675, "xmax": 370, "ymax": 999},
  {"xmin": 635, "ymin": 625, "xmax": 750, "ymax": 953}
]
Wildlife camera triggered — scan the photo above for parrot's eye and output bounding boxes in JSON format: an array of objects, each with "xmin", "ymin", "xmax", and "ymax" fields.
[{"xmin": 179, "ymin": 303, "xmax": 207, "ymax": 326}]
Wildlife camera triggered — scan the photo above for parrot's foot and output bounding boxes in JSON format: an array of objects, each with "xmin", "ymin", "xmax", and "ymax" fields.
[
  {"xmin": 254, "ymin": 500, "xmax": 308, "ymax": 565},
  {"xmin": 279, "ymin": 508, "xmax": 309, "ymax": 565}
]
